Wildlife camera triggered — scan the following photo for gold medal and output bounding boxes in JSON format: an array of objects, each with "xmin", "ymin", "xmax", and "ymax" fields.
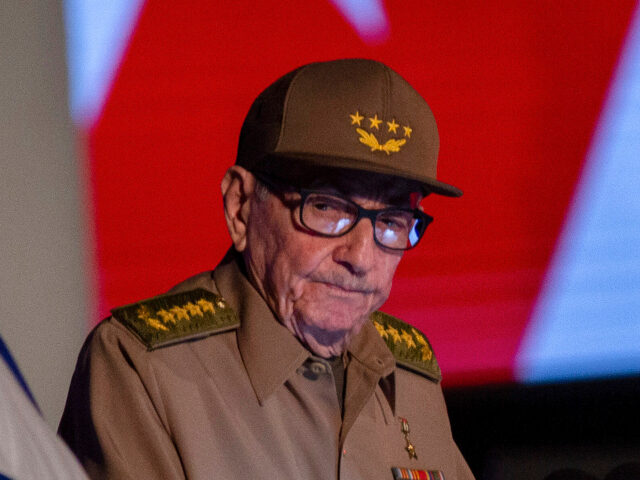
[{"xmin": 399, "ymin": 417, "xmax": 417, "ymax": 460}]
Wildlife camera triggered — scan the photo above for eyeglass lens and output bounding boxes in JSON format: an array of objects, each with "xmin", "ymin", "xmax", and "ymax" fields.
[{"xmin": 301, "ymin": 193, "xmax": 425, "ymax": 250}]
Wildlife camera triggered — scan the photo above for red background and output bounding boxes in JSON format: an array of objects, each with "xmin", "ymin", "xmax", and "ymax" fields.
[{"xmin": 87, "ymin": 0, "xmax": 636, "ymax": 385}]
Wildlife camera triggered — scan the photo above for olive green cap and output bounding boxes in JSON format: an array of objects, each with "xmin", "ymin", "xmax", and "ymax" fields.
[{"xmin": 236, "ymin": 58, "xmax": 462, "ymax": 197}]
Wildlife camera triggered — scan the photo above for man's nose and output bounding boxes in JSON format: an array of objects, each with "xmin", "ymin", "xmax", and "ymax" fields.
[{"xmin": 332, "ymin": 218, "xmax": 377, "ymax": 276}]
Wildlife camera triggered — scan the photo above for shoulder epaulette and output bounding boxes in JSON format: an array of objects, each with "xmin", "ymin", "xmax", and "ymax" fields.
[
  {"xmin": 111, "ymin": 288, "xmax": 239, "ymax": 350},
  {"xmin": 370, "ymin": 311, "xmax": 441, "ymax": 383}
]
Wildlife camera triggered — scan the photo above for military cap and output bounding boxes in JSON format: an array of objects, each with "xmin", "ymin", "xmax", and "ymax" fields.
[{"xmin": 236, "ymin": 58, "xmax": 462, "ymax": 197}]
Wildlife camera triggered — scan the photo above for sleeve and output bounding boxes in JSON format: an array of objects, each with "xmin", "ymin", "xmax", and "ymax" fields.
[{"xmin": 58, "ymin": 320, "xmax": 185, "ymax": 480}]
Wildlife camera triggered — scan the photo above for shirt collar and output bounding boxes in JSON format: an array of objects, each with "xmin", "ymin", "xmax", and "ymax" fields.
[
  {"xmin": 347, "ymin": 319, "xmax": 397, "ymax": 414},
  {"xmin": 213, "ymin": 250, "xmax": 310, "ymax": 405},
  {"xmin": 348, "ymin": 320, "xmax": 395, "ymax": 378},
  {"xmin": 213, "ymin": 249, "xmax": 396, "ymax": 410}
]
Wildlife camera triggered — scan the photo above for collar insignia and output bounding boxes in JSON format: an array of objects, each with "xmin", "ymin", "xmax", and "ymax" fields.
[{"xmin": 350, "ymin": 111, "xmax": 411, "ymax": 155}]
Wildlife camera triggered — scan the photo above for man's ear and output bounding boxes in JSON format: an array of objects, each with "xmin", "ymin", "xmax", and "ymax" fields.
[{"xmin": 221, "ymin": 165, "xmax": 256, "ymax": 252}]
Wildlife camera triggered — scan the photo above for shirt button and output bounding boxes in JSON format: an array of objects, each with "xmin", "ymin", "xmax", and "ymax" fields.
[{"xmin": 309, "ymin": 361, "xmax": 328, "ymax": 374}]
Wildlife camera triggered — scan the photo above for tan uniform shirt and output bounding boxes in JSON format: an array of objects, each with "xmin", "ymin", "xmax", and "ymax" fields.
[{"xmin": 59, "ymin": 252, "xmax": 474, "ymax": 479}]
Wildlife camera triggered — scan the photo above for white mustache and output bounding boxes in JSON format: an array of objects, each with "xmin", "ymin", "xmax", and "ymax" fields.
[{"xmin": 310, "ymin": 273, "xmax": 376, "ymax": 294}]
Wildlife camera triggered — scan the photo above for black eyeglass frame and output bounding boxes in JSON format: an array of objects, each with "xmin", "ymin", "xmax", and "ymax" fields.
[{"xmin": 252, "ymin": 172, "xmax": 433, "ymax": 251}]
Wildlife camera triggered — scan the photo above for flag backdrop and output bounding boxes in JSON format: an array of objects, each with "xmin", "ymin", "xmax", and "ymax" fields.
[{"xmin": 64, "ymin": 0, "xmax": 640, "ymax": 386}]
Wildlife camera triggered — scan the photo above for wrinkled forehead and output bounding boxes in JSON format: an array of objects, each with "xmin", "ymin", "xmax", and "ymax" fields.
[{"xmin": 302, "ymin": 168, "xmax": 424, "ymax": 207}]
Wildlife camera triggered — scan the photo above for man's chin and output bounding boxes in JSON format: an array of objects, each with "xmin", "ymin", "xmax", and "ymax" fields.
[
  {"xmin": 295, "ymin": 316, "xmax": 368, "ymax": 357},
  {"xmin": 297, "ymin": 303, "xmax": 371, "ymax": 329},
  {"xmin": 302, "ymin": 335, "xmax": 348, "ymax": 358}
]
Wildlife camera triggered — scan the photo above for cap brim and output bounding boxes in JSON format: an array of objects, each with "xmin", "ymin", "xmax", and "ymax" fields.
[{"xmin": 261, "ymin": 153, "xmax": 463, "ymax": 197}]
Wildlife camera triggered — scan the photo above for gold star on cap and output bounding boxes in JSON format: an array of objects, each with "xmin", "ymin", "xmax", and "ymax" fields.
[
  {"xmin": 369, "ymin": 114, "xmax": 382, "ymax": 130},
  {"xmin": 350, "ymin": 111, "xmax": 364, "ymax": 126},
  {"xmin": 403, "ymin": 125, "xmax": 412, "ymax": 138},
  {"xmin": 387, "ymin": 119, "xmax": 399, "ymax": 133}
]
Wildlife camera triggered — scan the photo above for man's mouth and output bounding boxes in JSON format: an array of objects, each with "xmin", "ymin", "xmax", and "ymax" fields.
[{"xmin": 312, "ymin": 277, "xmax": 375, "ymax": 295}]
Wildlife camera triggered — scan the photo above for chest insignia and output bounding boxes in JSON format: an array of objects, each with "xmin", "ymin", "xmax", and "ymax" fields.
[
  {"xmin": 111, "ymin": 288, "xmax": 239, "ymax": 350},
  {"xmin": 391, "ymin": 467, "xmax": 445, "ymax": 479},
  {"xmin": 370, "ymin": 311, "xmax": 441, "ymax": 383},
  {"xmin": 399, "ymin": 417, "xmax": 418, "ymax": 460}
]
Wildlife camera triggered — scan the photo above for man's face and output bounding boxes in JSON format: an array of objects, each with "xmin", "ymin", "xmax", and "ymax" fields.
[{"xmin": 240, "ymin": 169, "xmax": 421, "ymax": 358}]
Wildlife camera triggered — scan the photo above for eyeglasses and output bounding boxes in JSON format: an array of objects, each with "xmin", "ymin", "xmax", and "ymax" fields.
[{"xmin": 254, "ymin": 173, "xmax": 433, "ymax": 251}]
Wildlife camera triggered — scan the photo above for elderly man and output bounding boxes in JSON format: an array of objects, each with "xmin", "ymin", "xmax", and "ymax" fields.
[{"xmin": 59, "ymin": 59, "xmax": 475, "ymax": 479}]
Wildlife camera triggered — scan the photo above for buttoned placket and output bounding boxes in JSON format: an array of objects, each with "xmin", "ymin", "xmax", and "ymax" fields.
[
  {"xmin": 294, "ymin": 355, "xmax": 345, "ymax": 478},
  {"xmin": 214, "ymin": 251, "xmax": 400, "ymax": 479},
  {"xmin": 296, "ymin": 357, "xmax": 331, "ymax": 377}
]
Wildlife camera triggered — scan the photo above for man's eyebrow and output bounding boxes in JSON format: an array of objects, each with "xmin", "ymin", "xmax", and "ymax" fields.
[{"xmin": 308, "ymin": 185, "xmax": 416, "ymax": 208}]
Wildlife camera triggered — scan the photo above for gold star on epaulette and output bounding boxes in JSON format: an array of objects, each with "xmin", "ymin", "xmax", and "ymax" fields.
[
  {"xmin": 374, "ymin": 320, "xmax": 388, "ymax": 338},
  {"xmin": 387, "ymin": 119, "xmax": 399, "ymax": 133},
  {"xmin": 369, "ymin": 114, "xmax": 382, "ymax": 130},
  {"xmin": 403, "ymin": 125, "xmax": 412, "ymax": 138},
  {"xmin": 370, "ymin": 311, "xmax": 441, "ymax": 383},
  {"xmin": 401, "ymin": 330, "xmax": 417, "ymax": 349},
  {"xmin": 386, "ymin": 325, "xmax": 402, "ymax": 343}
]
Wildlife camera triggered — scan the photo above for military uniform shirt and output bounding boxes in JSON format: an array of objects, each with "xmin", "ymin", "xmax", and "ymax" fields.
[{"xmin": 59, "ymin": 251, "xmax": 474, "ymax": 479}]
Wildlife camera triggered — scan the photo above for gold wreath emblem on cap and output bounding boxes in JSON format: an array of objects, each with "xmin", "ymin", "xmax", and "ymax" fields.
[{"xmin": 350, "ymin": 111, "xmax": 411, "ymax": 155}]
